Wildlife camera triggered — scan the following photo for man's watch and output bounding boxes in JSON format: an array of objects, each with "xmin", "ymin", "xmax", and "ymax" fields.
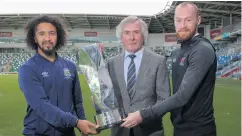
[{"xmin": 75, "ymin": 119, "xmax": 79, "ymax": 127}]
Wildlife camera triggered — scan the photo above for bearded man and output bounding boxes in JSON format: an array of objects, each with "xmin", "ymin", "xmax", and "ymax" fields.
[{"xmin": 121, "ymin": 2, "xmax": 217, "ymax": 136}]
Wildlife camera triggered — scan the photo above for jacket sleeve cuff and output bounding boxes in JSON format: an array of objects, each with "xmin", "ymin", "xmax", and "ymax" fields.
[
  {"xmin": 70, "ymin": 115, "xmax": 79, "ymax": 127},
  {"xmin": 140, "ymin": 107, "xmax": 154, "ymax": 123}
]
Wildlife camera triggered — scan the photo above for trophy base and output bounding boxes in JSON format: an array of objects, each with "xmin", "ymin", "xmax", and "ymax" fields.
[
  {"xmin": 94, "ymin": 108, "xmax": 125, "ymax": 132},
  {"xmin": 96, "ymin": 120, "xmax": 123, "ymax": 132}
]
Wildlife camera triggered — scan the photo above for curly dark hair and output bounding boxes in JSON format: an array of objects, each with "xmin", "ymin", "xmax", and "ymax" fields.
[{"xmin": 25, "ymin": 15, "xmax": 67, "ymax": 50}]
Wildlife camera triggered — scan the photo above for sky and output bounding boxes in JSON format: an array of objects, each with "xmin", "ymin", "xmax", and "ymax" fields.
[{"xmin": 0, "ymin": 0, "xmax": 173, "ymax": 16}]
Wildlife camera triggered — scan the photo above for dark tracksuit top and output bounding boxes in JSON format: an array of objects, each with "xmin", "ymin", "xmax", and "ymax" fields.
[
  {"xmin": 18, "ymin": 53, "xmax": 85, "ymax": 136},
  {"xmin": 141, "ymin": 35, "xmax": 217, "ymax": 136}
]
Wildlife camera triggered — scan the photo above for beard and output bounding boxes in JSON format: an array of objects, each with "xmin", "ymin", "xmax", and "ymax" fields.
[
  {"xmin": 176, "ymin": 28, "xmax": 196, "ymax": 41},
  {"xmin": 38, "ymin": 41, "xmax": 56, "ymax": 56}
]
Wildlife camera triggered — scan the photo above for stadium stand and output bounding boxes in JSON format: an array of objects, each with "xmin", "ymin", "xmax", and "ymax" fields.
[{"xmin": 0, "ymin": 1, "xmax": 241, "ymax": 80}]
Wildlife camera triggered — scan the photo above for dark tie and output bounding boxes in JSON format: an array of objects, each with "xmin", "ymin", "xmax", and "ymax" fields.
[{"xmin": 127, "ymin": 54, "xmax": 136, "ymax": 99}]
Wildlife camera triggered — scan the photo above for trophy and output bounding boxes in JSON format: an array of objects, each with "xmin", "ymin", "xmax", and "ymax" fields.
[{"xmin": 77, "ymin": 44, "xmax": 126, "ymax": 131}]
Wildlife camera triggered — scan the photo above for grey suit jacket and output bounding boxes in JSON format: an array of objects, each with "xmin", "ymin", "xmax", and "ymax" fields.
[{"xmin": 107, "ymin": 48, "xmax": 170, "ymax": 136}]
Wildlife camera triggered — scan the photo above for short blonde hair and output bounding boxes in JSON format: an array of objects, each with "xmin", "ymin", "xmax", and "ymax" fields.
[{"xmin": 176, "ymin": 2, "xmax": 200, "ymax": 17}]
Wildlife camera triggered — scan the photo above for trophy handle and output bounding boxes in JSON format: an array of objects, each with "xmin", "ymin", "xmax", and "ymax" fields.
[{"xmin": 91, "ymin": 95, "xmax": 102, "ymax": 114}]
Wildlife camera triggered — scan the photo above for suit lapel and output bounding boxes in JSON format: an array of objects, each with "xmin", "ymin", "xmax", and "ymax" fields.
[{"xmin": 115, "ymin": 53, "xmax": 131, "ymax": 112}]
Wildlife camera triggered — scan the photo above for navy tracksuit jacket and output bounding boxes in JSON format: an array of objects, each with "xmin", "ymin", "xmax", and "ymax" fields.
[{"xmin": 18, "ymin": 53, "xmax": 85, "ymax": 136}]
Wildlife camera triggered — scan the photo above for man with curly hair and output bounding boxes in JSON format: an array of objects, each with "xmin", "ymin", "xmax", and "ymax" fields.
[{"xmin": 18, "ymin": 15, "xmax": 98, "ymax": 136}]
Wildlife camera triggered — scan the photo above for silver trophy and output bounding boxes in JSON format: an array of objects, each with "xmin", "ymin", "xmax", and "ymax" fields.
[{"xmin": 77, "ymin": 44, "xmax": 125, "ymax": 131}]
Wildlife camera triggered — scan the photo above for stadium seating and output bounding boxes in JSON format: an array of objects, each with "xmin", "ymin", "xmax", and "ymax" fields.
[
  {"xmin": 59, "ymin": 52, "xmax": 78, "ymax": 64},
  {"xmin": 0, "ymin": 45, "xmax": 241, "ymax": 81},
  {"xmin": 11, "ymin": 53, "xmax": 32, "ymax": 72},
  {"xmin": 0, "ymin": 53, "xmax": 12, "ymax": 66},
  {"xmin": 216, "ymin": 45, "xmax": 241, "ymax": 79},
  {"xmin": 103, "ymin": 47, "xmax": 120, "ymax": 58}
]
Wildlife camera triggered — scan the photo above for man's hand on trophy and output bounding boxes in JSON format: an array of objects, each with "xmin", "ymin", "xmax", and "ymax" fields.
[
  {"xmin": 121, "ymin": 111, "xmax": 143, "ymax": 128},
  {"xmin": 77, "ymin": 119, "xmax": 99, "ymax": 135}
]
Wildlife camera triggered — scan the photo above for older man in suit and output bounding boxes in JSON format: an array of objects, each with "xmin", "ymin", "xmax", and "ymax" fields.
[{"xmin": 107, "ymin": 16, "xmax": 170, "ymax": 136}]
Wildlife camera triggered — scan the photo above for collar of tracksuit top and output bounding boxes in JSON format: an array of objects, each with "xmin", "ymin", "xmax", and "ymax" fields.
[
  {"xmin": 34, "ymin": 51, "xmax": 59, "ymax": 64},
  {"xmin": 177, "ymin": 33, "xmax": 201, "ymax": 48},
  {"xmin": 177, "ymin": 34, "xmax": 216, "ymax": 53}
]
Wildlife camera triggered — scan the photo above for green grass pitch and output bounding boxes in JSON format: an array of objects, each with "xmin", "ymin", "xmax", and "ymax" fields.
[{"xmin": 0, "ymin": 75, "xmax": 240, "ymax": 136}]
